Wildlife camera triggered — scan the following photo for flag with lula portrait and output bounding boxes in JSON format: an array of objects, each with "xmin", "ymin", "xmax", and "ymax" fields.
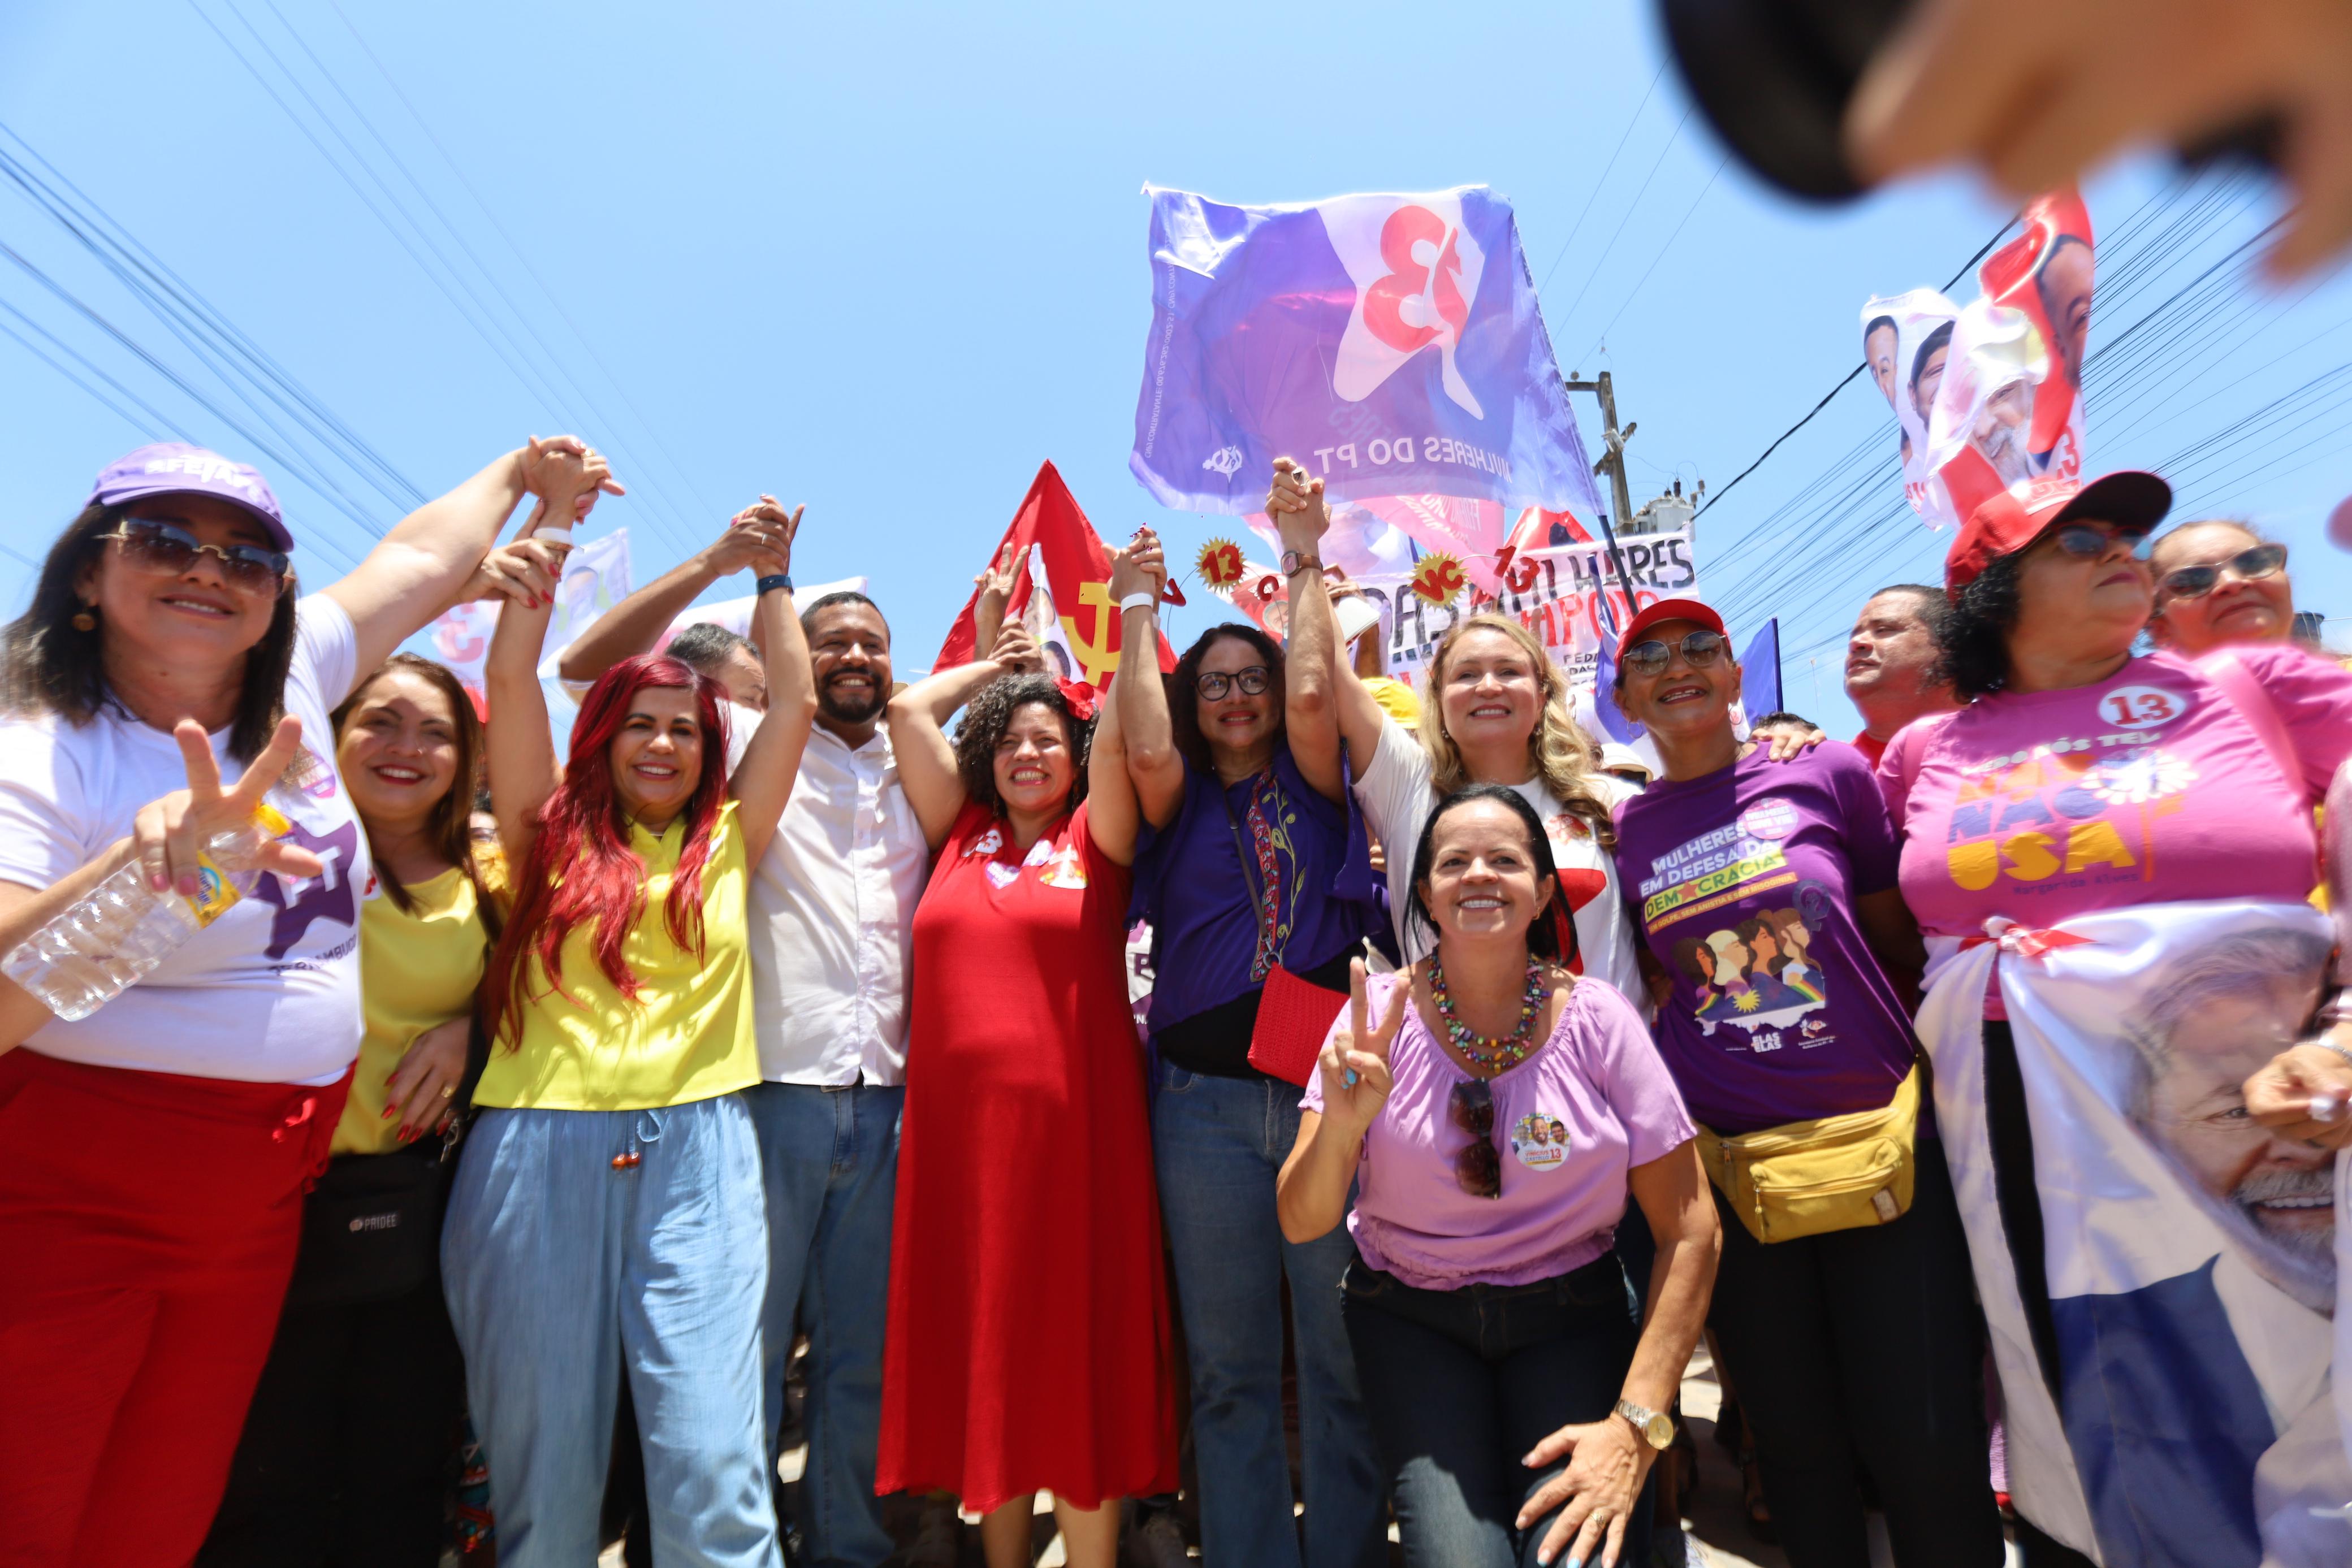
[{"xmin": 1130, "ymin": 185, "xmax": 1602, "ymax": 519}]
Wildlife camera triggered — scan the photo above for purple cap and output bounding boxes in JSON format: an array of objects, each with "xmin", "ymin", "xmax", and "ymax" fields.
[{"xmin": 87, "ymin": 444, "xmax": 291, "ymax": 552}]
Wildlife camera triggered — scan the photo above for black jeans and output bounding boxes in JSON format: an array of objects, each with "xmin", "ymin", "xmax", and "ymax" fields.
[
  {"xmin": 1706, "ymin": 1143, "xmax": 2004, "ymax": 1568},
  {"xmin": 1342, "ymin": 1249, "xmax": 1652, "ymax": 1568},
  {"xmin": 197, "ymin": 1278, "xmax": 465, "ymax": 1566}
]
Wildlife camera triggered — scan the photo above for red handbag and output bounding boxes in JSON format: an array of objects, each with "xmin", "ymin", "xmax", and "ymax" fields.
[{"xmin": 1246, "ymin": 963, "xmax": 1351, "ymax": 1087}]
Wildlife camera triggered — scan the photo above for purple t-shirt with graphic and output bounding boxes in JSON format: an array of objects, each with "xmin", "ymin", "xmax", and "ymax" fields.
[
  {"xmin": 1304, "ymin": 974, "xmax": 1694, "ymax": 1289},
  {"xmin": 1612, "ymin": 744, "xmax": 1916, "ymax": 1135}
]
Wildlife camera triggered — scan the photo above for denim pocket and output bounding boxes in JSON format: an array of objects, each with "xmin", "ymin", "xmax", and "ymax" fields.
[
  {"xmin": 1155, "ymin": 1059, "xmax": 1201, "ymax": 1095},
  {"xmin": 1554, "ymin": 1251, "xmax": 1630, "ymax": 1309},
  {"xmin": 1341, "ymin": 1259, "xmax": 1393, "ymax": 1301}
]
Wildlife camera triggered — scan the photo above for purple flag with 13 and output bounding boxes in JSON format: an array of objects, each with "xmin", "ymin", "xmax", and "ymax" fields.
[{"xmin": 1130, "ymin": 185, "xmax": 1602, "ymax": 517}]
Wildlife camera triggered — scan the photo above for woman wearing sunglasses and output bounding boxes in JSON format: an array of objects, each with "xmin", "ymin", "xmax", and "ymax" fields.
[
  {"xmin": 1279, "ymin": 783, "xmax": 1716, "ymax": 1568},
  {"xmin": 2146, "ymin": 520, "xmax": 2298, "ymax": 656},
  {"xmin": 0, "ymin": 437, "xmax": 611, "ymax": 1562},
  {"xmin": 1882, "ymin": 474, "xmax": 2352, "ymax": 1567},
  {"xmin": 1608, "ymin": 597, "xmax": 2005, "ymax": 1568},
  {"xmin": 1109, "ymin": 529, "xmax": 1389, "ymax": 1568}
]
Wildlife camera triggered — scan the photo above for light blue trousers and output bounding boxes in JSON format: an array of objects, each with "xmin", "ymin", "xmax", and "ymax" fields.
[{"xmin": 443, "ymin": 1096, "xmax": 781, "ymax": 1568}]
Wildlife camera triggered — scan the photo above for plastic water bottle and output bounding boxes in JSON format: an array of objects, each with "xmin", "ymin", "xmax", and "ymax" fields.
[{"xmin": 2, "ymin": 803, "xmax": 292, "ymax": 1022}]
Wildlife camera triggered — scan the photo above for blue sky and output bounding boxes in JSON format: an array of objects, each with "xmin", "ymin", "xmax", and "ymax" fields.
[{"xmin": 4, "ymin": 0, "xmax": 2348, "ymax": 738}]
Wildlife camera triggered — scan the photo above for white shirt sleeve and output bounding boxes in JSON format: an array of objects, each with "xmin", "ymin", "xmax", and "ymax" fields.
[
  {"xmin": 0, "ymin": 720, "xmax": 90, "ymax": 891},
  {"xmin": 724, "ymin": 700, "xmax": 759, "ymax": 778},
  {"xmin": 292, "ymin": 592, "xmax": 361, "ymax": 713},
  {"xmin": 1355, "ymin": 714, "xmax": 1433, "ymax": 856}
]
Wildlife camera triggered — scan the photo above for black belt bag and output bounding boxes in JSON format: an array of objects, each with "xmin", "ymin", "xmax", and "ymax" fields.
[
  {"xmin": 285, "ymin": 1138, "xmax": 452, "ymax": 1309},
  {"xmin": 284, "ymin": 1015, "xmax": 489, "ymax": 1310}
]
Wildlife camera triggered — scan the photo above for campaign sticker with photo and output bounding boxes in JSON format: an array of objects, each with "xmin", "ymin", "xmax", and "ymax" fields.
[
  {"xmin": 1740, "ymin": 798, "xmax": 1798, "ymax": 841},
  {"xmin": 1510, "ymin": 1113, "xmax": 1570, "ymax": 1171}
]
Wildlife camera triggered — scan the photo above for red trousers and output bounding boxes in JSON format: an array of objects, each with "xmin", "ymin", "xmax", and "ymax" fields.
[{"xmin": 0, "ymin": 1049, "xmax": 347, "ymax": 1568}]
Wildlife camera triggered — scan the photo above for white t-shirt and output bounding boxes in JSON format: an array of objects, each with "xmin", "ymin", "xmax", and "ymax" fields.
[
  {"xmin": 0, "ymin": 596, "xmax": 370, "ymax": 1085},
  {"xmin": 1355, "ymin": 716, "xmax": 1645, "ymax": 1007},
  {"xmin": 725, "ymin": 704, "xmax": 928, "ymax": 1085}
]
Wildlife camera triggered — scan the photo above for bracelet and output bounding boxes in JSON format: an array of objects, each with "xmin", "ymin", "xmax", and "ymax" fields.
[
  {"xmin": 2312, "ymin": 1032, "xmax": 2352, "ymax": 1069},
  {"xmin": 756, "ymin": 574, "xmax": 794, "ymax": 596},
  {"xmin": 1119, "ymin": 592, "xmax": 1158, "ymax": 614}
]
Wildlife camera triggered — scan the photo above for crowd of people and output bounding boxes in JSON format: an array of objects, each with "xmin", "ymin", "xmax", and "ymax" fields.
[{"xmin": 1, "ymin": 434, "xmax": 2348, "ymax": 1568}]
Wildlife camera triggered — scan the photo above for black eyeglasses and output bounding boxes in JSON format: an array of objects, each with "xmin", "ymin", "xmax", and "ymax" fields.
[
  {"xmin": 1196, "ymin": 666, "xmax": 1270, "ymax": 700},
  {"xmin": 104, "ymin": 518, "xmax": 289, "ymax": 595},
  {"xmin": 1450, "ymin": 1078, "xmax": 1501, "ymax": 1199},
  {"xmin": 2158, "ymin": 543, "xmax": 2288, "ymax": 601},
  {"xmin": 2044, "ymin": 521, "xmax": 2151, "ymax": 562},
  {"xmin": 1622, "ymin": 629, "xmax": 1727, "ymax": 679}
]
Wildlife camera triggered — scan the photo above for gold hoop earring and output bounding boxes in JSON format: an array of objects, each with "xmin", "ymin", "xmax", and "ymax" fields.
[{"xmin": 71, "ymin": 609, "xmax": 96, "ymax": 631}]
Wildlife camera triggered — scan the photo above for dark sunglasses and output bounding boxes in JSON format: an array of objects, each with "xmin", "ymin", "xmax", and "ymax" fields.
[
  {"xmin": 105, "ymin": 518, "xmax": 289, "ymax": 595},
  {"xmin": 2043, "ymin": 521, "xmax": 2152, "ymax": 562},
  {"xmin": 1622, "ymin": 629, "xmax": 1728, "ymax": 679},
  {"xmin": 1450, "ymin": 1078, "xmax": 1502, "ymax": 1200},
  {"xmin": 1196, "ymin": 666, "xmax": 1270, "ymax": 700},
  {"xmin": 2158, "ymin": 543, "xmax": 2288, "ymax": 601}
]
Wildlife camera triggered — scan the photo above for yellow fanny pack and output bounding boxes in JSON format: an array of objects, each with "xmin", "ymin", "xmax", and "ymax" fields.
[{"xmin": 1696, "ymin": 1063, "xmax": 1923, "ymax": 1245}]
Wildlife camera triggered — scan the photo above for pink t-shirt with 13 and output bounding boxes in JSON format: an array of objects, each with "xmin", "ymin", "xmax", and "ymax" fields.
[
  {"xmin": 1303, "ymin": 972, "xmax": 1695, "ymax": 1290},
  {"xmin": 1880, "ymin": 644, "xmax": 2352, "ymax": 949}
]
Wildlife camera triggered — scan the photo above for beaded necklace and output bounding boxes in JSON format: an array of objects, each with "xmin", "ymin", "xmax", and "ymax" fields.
[{"xmin": 1428, "ymin": 954, "xmax": 1548, "ymax": 1072}]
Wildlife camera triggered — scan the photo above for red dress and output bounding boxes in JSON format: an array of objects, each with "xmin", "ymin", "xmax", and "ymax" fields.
[{"xmin": 877, "ymin": 802, "xmax": 1180, "ymax": 1512}]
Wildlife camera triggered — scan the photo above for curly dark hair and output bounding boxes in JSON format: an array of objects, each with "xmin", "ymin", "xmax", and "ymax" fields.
[
  {"xmin": 1168, "ymin": 623, "xmax": 1285, "ymax": 777},
  {"xmin": 1, "ymin": 500, "xmax": 297, "ymax": 763},
  {"xmin": 952, "ymin": 672, "xmax": 1092, "ymax": 818},
  {"xmin": 1937, "ymin": 553, "xmax": 2024, "ymax": 701}
]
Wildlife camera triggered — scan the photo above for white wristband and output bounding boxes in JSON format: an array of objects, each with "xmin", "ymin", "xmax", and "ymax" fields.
[
  {"xmin": 1119, "ymin": 592, "xmax": 1158, "ymax": 614},
  {"xmin": 535, "ymin": 526, "xmax": 574, "ymax": 545}
]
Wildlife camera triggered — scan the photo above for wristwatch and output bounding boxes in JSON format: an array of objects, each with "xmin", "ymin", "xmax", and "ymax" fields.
[
  {"xmin": 1614, "ymin": 1398, "xmax": 1674, "ymax": 1450},
  {"xmin": 756, "ymin": 573, "xmax": 794, "ymax": 596},
  {"xmin": 1281, "ymin": 548, "xmax": 1322, "ymax": 578}
]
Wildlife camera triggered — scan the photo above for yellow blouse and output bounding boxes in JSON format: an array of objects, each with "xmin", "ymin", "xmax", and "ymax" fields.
[
  {"xmin": 333, "ymin": 859, "xmax": 499, "ymax": 1157},
  {"xmin": 474, "ymin": 802, "xmax": 759, "ymax": 1112}
]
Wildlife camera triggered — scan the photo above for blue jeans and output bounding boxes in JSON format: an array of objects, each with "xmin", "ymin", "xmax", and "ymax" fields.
[
  {"xmin": 1342, "ymin": 1251, "xmax": 1653, "ymax": 1568},
  {"xmin": 745, "ymin": 1081, "xmax": 901, "ymax": 1568},
  {"xmin": 1152, "ymin": 1062, "xmax": 1388, "ymax": 1568},
  {"xmin": 442, "ymin": 1098, "xmax": 780, "ymax": 1568}
]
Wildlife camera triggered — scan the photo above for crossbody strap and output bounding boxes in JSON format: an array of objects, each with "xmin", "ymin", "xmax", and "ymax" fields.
[{"xmin": 2195, "ymin": 648, "xmax": 2308, "ymax": 804}]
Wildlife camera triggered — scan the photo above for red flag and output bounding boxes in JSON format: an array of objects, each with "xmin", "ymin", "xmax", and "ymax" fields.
[{"xmin": 933, "ymin": 462, "xmax": 1177, "ymax": 695}]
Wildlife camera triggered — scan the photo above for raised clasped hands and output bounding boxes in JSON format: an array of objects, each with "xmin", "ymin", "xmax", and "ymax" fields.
[
  {"xmin": 1317, "ymin": 959, "xmax": 1402, "ymax": 1136},
  {"xmin": 725, "ymin": 495, "xmax": 803, "ymax": 579},
  {"xmin": 988, "ymin": 619, "xmax": 1043, "ymax": 676},
  {"xmin": 1266, "ymin": 457, "xmax": 1330, "ymax": 551},
  {"xmin": 519, "ymin": 435, "xmax": 625, "ymax": 528},
  {"xmin": 1109, "ymin": 527, "xmax": 1168, "ymax": 605}
]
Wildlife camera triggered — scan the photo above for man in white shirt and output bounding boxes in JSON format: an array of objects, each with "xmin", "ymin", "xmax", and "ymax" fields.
[{"xmin": 560, "ymin": 532, "xmax": 923, "ymax": 1568}]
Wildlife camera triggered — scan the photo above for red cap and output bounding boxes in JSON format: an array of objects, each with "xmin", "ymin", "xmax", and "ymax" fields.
[
  {"xmin": 1944, "ymin": 471, "xmax": 2172, "ymax": 597},
  {"xmin": 1618, "ymin": 597, "xmax": 1726, "ymax": 648}
]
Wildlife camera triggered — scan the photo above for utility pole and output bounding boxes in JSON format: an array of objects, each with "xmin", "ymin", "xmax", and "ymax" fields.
[{"xmin": 1564, "ymin": 370, "xmax": 1638, "ymax": 635}]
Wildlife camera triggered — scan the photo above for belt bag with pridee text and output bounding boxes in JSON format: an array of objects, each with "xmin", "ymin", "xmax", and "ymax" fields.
[{"xmin": 1696, "ymin": 1063, "xmax": 1921, "ymax": 1244}]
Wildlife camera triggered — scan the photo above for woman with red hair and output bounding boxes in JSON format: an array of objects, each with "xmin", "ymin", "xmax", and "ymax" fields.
[{"xmin": 442, "ymin": 467, "xmax": 818, "ymax": 1567}]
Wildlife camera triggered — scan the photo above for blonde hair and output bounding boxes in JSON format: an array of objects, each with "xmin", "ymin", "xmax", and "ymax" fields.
[{"xmin": 1419, "ymin": 614, "xmax": 1615, "ymax": 848}]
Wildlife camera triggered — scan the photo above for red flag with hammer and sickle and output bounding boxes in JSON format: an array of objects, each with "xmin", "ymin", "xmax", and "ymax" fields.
[{"xmin": 933, "ymin": 461, "xmax": 1177, "ymax": 701}]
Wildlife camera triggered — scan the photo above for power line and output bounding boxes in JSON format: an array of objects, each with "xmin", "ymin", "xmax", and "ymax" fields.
[
  {"xmin": 256, "ymin": 0, "xmax": 720, "ymax": 538},
  {"xmin": 1580, "ymin": 154, "xmax": 1730, "ymax": 365},
  {"xmin": 1536, "ymin": 60, "xmax": 1670, "ymax": 296},
  {"xmin": 322, "ymin": 0, "xmax": 723, "ymax": 530},
  {"xmin": 1550, "ymin": 103, "xmax": 1697, "ymax": 340}
]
